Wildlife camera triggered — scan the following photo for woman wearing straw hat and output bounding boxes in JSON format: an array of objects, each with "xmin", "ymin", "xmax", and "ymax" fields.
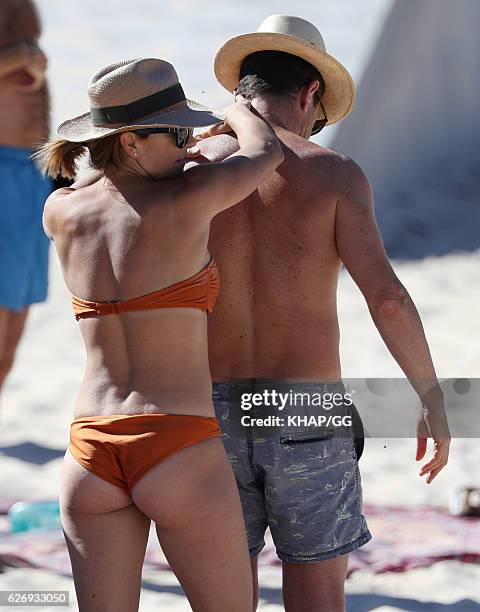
[{"xmin": 36, "ymin": 57, "xmax": 283, "ymax": 611}]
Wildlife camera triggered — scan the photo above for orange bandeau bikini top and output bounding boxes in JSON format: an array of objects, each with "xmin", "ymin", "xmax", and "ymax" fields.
[{"xmin": 71, "ymin": 257, "xmax": 220, "ymax": 321}]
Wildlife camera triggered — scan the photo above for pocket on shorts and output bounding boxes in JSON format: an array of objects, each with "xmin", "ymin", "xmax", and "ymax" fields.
[{"xmin": 279, "ymin": 428, "xmax": 335, "ymax": 444}]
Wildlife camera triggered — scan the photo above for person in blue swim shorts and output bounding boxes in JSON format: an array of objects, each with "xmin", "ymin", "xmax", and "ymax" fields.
[{"xmin": 0, "ymin": 0, "xmax": 53, "ymax": 392}]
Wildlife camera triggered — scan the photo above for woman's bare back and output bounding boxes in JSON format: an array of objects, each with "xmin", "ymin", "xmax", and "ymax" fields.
[{"xmin": 50, "ymin": 173, "xmax": 214, "ymax": 419}]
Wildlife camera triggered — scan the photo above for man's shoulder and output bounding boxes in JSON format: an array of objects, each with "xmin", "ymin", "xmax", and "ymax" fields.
[
  {"xmin": 196, "ymin": 132, "xmax": 369, "ymax": 191},
  {"xmin": 298, "ymin": 141, "xmax": 369, "ymax": 191},
  {"xmin": 300, "ymin": 141, "xmax": 352, "ymax": 169}
]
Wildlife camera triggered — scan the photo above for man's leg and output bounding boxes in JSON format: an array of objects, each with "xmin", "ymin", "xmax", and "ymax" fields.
[
  {"xmin": 212, "ymin": 383, "xmax": 267, "ymax": 612},
  {"xmin": 282, "ymin": 555, "xmax": 349, "ymax": 612},
  {"xmin": 255, "ymin": 383, "xmax": 371, "ymax": 612},
  {"xmin": 0, "ymin": 306, "xmax": 28, "ymax": 391},
  {"xmin": 251, "ymin": 555, "xmax": 259, "ymax": 611}
]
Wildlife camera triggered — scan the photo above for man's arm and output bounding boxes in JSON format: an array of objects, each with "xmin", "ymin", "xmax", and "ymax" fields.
[{"xmin": 334, "ymin": 158, "xmax": 450, "ymax": 481}]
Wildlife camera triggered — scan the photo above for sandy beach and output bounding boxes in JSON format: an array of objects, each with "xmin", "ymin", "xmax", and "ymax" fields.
[{"xmin": 1, "ymin": 251, "xmax": 479, "ymax": 610}]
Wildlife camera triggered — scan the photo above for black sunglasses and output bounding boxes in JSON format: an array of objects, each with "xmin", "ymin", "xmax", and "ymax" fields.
[
  {"xmin": 133, "ymin": 127, "xmax": 192, "ymax": 148},
  {"xmin": 310, "ymin": 98, "xmax": 328, "ymax": 136}
]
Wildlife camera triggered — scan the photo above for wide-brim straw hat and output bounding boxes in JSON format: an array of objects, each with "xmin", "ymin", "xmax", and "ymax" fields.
[
  {"xmin": 214, "ymin": 14, "xmax": 355, "ymax": 126},
  {"xmin": 58, "ymin": 58, "xmax": 225, "ymax": 142}
]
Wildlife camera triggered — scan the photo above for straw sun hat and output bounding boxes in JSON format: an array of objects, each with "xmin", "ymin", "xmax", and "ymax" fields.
[
  {"xmin": 58, "ymin": 58, "xmax": 225, "ymax": 142},
  {"xmin": 214, "ymin": 14, "xmax": 355, "ymax": 126}
]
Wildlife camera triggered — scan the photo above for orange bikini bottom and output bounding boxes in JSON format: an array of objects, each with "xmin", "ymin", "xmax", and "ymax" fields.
[{"xmin": 68, "ymin": 413, "xmax": 222, "ymax": 493}]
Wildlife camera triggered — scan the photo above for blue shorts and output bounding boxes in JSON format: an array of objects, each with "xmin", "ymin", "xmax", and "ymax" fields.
[
  {"xmin": 0, "ymin": 145, "xmax": 52, "ymax": 311},
  {"xmin": 213, "ymin": 379, "xmax": 372, "ymax": 563}
]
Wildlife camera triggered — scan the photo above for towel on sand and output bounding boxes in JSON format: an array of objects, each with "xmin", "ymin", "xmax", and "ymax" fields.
[{"xmin": 1, "ymin": 504, "xmax": 480, "ymax": 577}]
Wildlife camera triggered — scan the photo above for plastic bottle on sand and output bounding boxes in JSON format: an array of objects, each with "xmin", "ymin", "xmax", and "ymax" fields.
[{"xmin": 8, "ymin": 501, "xmax": 61, "ymax": 532}]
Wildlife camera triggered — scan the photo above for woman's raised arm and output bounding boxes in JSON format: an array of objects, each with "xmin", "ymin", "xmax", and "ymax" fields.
[{"xmin": 175, "ymin": 95, "xmax": 284, "ymax": 218}]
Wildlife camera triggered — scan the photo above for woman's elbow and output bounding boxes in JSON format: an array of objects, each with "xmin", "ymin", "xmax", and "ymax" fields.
[{"xmin": 265, "ymin": 137, "xmax": 284, "ymax": 167}]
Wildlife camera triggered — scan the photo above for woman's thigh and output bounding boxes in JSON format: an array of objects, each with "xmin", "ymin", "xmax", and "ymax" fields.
[
  {"xmin": 132, "ymin": 438, "xmax": 253, "ymax": 612},
  {"xmin": 61, "ymin": 450, "xmax": 150, "ymax": 612}
]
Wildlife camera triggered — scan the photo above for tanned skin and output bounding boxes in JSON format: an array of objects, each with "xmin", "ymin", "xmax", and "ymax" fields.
[{"xmin": 0, "ymin": 0, "xmax": 49, "ymax": 393}]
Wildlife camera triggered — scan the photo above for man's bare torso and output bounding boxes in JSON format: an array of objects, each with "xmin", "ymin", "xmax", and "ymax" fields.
[
  {"xmin": 201, "ymin": 129, "xmax": 349, "ymax": 381},
  {"xmin": 0, "ymin": 80, "xmax": 49, "ymax": 148},
  {"xmin": 0, "ymin": 6, "xmax": 49, "ymax": 148}
]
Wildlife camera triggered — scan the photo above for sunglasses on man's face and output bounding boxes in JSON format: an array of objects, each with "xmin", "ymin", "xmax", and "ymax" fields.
[
  {"xmin": 310, "ymin": 98, "xmax": 328, "ymax": 136},
  {"xmin": 133, "ymin": 127, "xmax": 192, "ymax": 148}
]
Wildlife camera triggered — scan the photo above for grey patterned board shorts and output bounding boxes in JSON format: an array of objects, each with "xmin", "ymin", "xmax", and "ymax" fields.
[{"xmin": 212, "ymin": 379, "xmax": 372, "ymax": 563}]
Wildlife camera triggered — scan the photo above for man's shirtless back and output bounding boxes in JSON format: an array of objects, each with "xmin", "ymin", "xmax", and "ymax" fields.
[
  {"xmin": 204, "ymin": 128, "xmax": 368, "ymax": 381},
  {"xmin": 200, "ymin": 123, "xmax": 380, "ymax": 607}
]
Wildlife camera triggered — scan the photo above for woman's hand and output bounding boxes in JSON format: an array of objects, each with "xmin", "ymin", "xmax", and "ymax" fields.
[{"xmin": 196, "ymin": 94, "xmax": 253, "ymax": 140}]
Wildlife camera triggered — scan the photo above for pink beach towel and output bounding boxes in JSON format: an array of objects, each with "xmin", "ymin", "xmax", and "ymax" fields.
[
  {"xmin": 1, "ymin": 504, "xmax": 480, "ymax": 577},
  {"xmin": 257, "ymin": 504, "xmax": 480, "ymax": 575}
]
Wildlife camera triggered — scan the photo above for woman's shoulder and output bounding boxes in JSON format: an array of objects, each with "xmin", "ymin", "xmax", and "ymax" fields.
[
  {"xmin": 44, "ymin": 184, "xmax": 80, "ymax": 239},
  {"xmin": 69, "ymin": 169, "xmax": 104, "ymax": 190},
  {"xmin": 43, "ymin": 175, "xmax": 96, "ymax": 239}
]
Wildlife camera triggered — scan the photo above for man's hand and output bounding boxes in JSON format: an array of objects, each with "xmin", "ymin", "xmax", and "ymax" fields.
[
  {"xmin": 416, "ymin": 396, "xmax": 451, "ymax": 483},
  {"xmin": 23, "ymin": 42, "xmax": 48, "ymax": 90}
]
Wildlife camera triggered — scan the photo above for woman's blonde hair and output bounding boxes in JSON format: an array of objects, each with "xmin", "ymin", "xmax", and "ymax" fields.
[{"xmin": 33, "ymin": 132, "xmax": 132, "ymax": 179}]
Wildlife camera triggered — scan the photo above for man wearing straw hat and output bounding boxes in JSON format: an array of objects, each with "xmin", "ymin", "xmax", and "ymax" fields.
[{"xmin": 197, "ymin": 14, "xmax": 450, "ymax": 611}]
